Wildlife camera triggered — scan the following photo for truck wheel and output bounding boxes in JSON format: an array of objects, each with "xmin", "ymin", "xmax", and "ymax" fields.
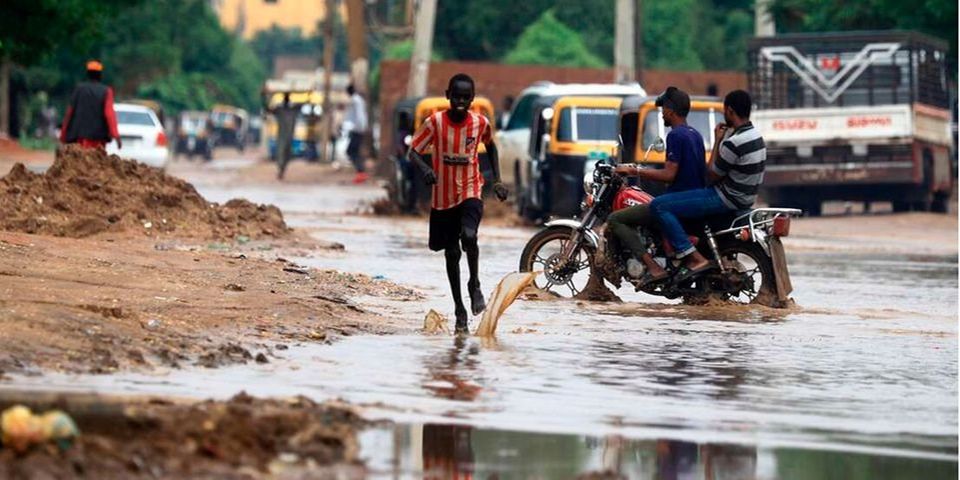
[
  {"xmin": 892, "ymin": 201, "xmax": 911, "ymax": 213},
  {"xmin": 804, "ymin": 200, "xmax": 822, "ymax": 217},
  {"xmin": 931, "ymin": 192, "xmax": 950, "ymax": 213}
]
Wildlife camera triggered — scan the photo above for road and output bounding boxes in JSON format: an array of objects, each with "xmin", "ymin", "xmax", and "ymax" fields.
[{"xmin": 2, "ymin": 152, "xmax": 957, "ymax": 479}]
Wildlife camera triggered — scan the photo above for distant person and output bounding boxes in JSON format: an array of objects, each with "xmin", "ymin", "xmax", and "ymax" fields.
[
  {"xmin": 330, "ymin": 103, "xmax": 345, "ymax": 163},
  {"xmin": 497, "ymin": 95, "xmax": 514, "ymax": 130},
  {"xmin": 345, "ymin": 84, "xmax": 369, "ymax": 183},
  {"xmin": 707, "ymin": 83, "xmax": 719, "ymax": 97},
  {"xmin": 59, "ymin": 60, "xmax": 121, "ymax": 151},
  {"xmin": 273, "ymin": 92, "xmax": 299, "ymax": 180}
]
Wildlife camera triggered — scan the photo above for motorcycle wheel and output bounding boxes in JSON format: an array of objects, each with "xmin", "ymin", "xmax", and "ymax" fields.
[
  {"xmin": 714, "ymin": 241, "xmax": 777, "ymax": 306},
  {"xmin": 519, "ymin": 226, "xmax": 594, "ymax": 298}
]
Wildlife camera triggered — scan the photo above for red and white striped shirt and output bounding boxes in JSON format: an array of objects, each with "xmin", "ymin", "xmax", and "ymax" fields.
[{"xmin": 411, "ymin": 110, "xmax": 491, "ymax": 210}]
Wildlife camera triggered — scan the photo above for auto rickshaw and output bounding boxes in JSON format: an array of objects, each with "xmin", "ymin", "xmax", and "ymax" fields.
[
  {"xmin": 517, "ymin": 96, "xmax": 622, "ymax": 221},
  {"xmin": 175, "ymin": 110, "xmax": 214, "ymax": 161},
  {"xmin": 391, "ymin": 96, "xmax": 496, "ymax": 212},
  {"xmin": 210, "ymin": 104, "xmax": 250, "ymax": 152},
  {"xmin": 618, "ymin": 95, "xmax": 725, "ymax": 195},
  {"xmin": 264, "ymin": 90, "xmax": 325, "ymax": 161}
]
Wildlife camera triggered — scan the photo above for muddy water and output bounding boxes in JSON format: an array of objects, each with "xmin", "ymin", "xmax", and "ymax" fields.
[{"xmin": 4, "ymin": 161, "xmax": 957, "ymax": 478}]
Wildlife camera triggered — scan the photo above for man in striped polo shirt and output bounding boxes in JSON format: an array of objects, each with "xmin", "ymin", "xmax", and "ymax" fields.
[
  {"xmin": 649, "ymin": 90, "xmax": 766, "ymax": 283},
  {"xmin": 407, "ymin": 73, "xmax": 509, "ymax": 333}
]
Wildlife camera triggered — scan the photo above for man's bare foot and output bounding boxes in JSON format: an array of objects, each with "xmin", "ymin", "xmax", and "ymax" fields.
[{"xmin": 454, "ymin": 308, "xmax": 469, "ymax": 335}]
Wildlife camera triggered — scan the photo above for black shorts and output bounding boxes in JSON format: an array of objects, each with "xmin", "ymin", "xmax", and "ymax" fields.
[{"xmin": 429, "ymin": 198, "xmax": 483, "ymax": 251}]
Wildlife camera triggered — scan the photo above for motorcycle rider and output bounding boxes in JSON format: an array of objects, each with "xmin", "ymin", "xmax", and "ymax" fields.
[
  {"xmin": 406, "ymin": 73, "xmax": 509, "ymax": 334},
  {"xmin": 609, "ymin": 87, "xmax": 706, "ymax": 285},
  {"xmin": 649, "ymin": 89, "xmax": 766, "ymax": 284}
]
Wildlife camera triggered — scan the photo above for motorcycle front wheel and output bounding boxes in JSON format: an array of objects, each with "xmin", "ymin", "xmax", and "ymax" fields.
[{"xmin": 519, "ymin": 226, "xmax": 594, "ymax": 298}]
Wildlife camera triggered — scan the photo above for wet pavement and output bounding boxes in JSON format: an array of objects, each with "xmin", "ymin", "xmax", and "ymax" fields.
[{"xmin": 3, "ymin": 157, "xmax": 956, "ymax": 479}]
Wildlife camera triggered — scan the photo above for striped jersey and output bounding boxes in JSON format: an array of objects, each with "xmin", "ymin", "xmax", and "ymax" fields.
[
  {"xmin": 411, "ymin": 110, "xmax": 491, "ymax": 210},
  {"xmin": 712, "ymin": 122, "xmax": 766, "ymax": 209}
]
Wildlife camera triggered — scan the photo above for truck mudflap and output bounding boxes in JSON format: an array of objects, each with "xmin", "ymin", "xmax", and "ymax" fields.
[{"xmin": 769, "ymin": 236, "xmax": 793, "ymax": 301}]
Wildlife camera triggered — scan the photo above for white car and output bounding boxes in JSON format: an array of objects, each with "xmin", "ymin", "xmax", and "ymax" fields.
[
  {"xmin": 106, "ymin": 103, "xmax": 169, "ymax": 168},
  {"xmin": 496, "ymin": 82, "xmax": 646, "ymax": 190}
]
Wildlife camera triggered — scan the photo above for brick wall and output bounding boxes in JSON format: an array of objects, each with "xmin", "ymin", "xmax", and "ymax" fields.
[{"xmin": 377, "ymin": 60, "xmax": 746, "ymax": 160}]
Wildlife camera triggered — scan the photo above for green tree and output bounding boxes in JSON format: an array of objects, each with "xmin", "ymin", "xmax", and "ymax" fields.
[
  {"xmin": 503, "ymin": 10, "xmax": 607, "ymax": 68},
  {"xmin": 641, "ymin": 0, "xmax": 705, "ymax": 70},
  {"xmin": 249, "ymin": 26, "xmax": 320, "ymax": 73}
]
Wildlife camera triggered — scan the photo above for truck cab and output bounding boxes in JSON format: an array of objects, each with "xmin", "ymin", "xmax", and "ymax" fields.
[{"xmin": 749, "ymin": 31, "xmax": 953, "ymax": 214}]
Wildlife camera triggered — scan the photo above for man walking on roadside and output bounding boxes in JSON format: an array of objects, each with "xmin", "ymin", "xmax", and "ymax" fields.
[
  {"xmin": 407, "ymin": 73, "xmax": 509, "ymax": 334},
  {"xmin": 344, "ymin": 84, "xmax": 368, "ymax": 184},
  {"xmin": 650, "ymin": 89, "xmax": 766, "ymax": 284},
  {"xmin": 59, "ymin": 60, "xmax": 121, "ymax": 151},
  {"xmin": 608, "ymin": 86, "xmax": 706, "ymax": 286}
]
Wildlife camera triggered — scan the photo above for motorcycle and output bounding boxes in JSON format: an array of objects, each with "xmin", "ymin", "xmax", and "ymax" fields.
[{"xmin": 518, "ymin": 141, "xmax": 801, "ymax": 307}]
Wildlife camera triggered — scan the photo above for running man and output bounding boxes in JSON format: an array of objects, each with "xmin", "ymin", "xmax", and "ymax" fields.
[{"xmin": 407, "ymin": 73, "xmax": 509, "ymax": 334}]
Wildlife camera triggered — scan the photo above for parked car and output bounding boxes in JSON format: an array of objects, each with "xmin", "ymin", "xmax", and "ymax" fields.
[
  {"xmin": 496, "ymin": 82, "xmax": 646, "ymax": 192},
  {"xmin": 106, "ymin": 103, "xmax": 169, "ymax": 168}
]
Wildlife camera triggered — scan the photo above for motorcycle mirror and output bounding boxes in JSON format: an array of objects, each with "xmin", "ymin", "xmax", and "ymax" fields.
[
  {"xmin": 403, "ymin": 134, "xmax": 412, "ymax": 146},
  {"xmin": 654, "ymin": 138, "xmax": 665, "ymax": 153},
  {"xmin": 541, "ymin": 107, "xmax": 554, "ymax": 121}
]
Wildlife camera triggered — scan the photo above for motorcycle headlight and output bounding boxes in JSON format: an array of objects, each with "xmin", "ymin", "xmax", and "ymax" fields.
[{"xmin": 583, "ymin": 162, "xmax": 597, "ymax": 193}]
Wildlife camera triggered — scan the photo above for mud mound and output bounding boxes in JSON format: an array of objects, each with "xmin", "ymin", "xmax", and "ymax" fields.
[
  {"xmin": 0, "ymin": 145, "xmax": 289, "ymax": 239},
  {"xmin": 0, "ymin": 393, "xmax": 362, "ymax": 478}
]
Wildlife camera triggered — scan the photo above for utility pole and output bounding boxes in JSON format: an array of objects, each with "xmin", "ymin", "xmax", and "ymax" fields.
[
  {"xmin": 407, "ymin": 0, "xmax": 437, "ymax": 98},
  {"xmin": 345, "ymin": 0, "xmax": 369, "ymax": 94},
  {"xmin": 614, "ymin": 0, "xmax": 636, "ymax": 83},
  {"xmin": 755, "ymin": 0, "xmax": 776, "ymax": 37},
  {"xmin": 319, "ymin": 0, "xmax": 337, "ymax": 163},
  {"xmin": 635, "ymin": 0, "xmax": 644, "ymax": 84}
]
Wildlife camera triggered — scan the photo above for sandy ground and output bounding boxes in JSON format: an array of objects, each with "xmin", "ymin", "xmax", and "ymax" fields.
[
  {"xmin": 0, "ymin": 391, "xmax": 366, "ymax": 479},
  {"xmin": 0, "ymin": 229, "xmax": 421, "ymax": 376}
]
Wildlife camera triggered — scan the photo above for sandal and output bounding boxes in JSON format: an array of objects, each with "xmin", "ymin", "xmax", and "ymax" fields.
[
  {"xmin": 637, "ymin": 270, "xmax": 670, "ymax": 288},
  {"xmin": 672, "ymin": 262, "xmax": 716, "ymax": 285}
]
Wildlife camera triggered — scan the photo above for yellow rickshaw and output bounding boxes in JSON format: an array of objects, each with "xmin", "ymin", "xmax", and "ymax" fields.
[
  {"xmin": 392, "ymin": 96, "xmax": 496, "ymax": 212},
  {"xmin": 210, "ymin": 104, "xmax": 250, "ymax": 152},
  {"xmin": 265, "ymin": 91, "xmax": 325, "ymax": 161},
  {"xmin": 618, "ymin": 95, "xmax": 725, "ymax": 194},
  {"xmin": 518, "ymin": 96, "xmax": 622, "ymax": 220}
]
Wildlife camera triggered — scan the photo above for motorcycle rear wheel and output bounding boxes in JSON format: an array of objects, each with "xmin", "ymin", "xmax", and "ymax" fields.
[
  {"xmin": 714, "ymin": 241, "xmax": 777, "ymax": 306},
  {"xmin": 519, "ymin": 226, "xmax": 594, "ymax": 298}
]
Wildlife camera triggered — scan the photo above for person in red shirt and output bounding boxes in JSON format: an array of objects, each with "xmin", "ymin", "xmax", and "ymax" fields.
[
  {"xmin": 59, "ymin": 60, "xmax": 122, "ymax": 151},
  {"xmin": 407, "ymin": 73, "xmax": 509, "ymax": 333}
]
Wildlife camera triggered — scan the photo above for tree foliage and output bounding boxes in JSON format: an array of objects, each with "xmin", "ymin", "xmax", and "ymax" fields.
[{"xmin": 502, "ymin": 10, "xmax": 606, "ymax": 68}]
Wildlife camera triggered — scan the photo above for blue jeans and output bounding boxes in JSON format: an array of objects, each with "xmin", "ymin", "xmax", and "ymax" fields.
[{"xmin": 650, "ymin": 188, "xmax": 731, "ymax": 258}]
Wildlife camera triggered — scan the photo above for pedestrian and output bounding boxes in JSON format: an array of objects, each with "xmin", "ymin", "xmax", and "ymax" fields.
[
  {"xmin": 272, "ymin": 92, "xmax": 299, "ymax": 180},
  {"xmin": 344, "ymin": 84, "xmax": 368, "ymax": 184},
  {"xmin": 497, "ymin": 95, "xmax": 514, "ymax": 130},
  {"xmin": 407, "ymin": 73, "xmax": 509, "ymax": 334},
  {"xmin": 59, "ymin": 60, "xmax": 121, "ymax": 151}
]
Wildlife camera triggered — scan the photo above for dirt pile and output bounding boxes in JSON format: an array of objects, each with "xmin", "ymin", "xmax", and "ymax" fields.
[
  {"xmin": 0, "ymin": 393, "xmax": 363, "ymax": 478},
  {"xmin": 0, "ymin": 145, "xmax": 289, "ymax": 239}
]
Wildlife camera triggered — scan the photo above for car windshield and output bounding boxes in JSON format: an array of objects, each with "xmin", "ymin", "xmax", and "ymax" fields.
[
  {"xmin": 556, "ymin": 107, "xmax": 618, "ymax": 142},
  {"xmin": 642, "ymin": 108, "xmax": 724, "ymax": 149},
  {"xmin": 505, "ymin": 93, "xmax": 537, "ymax": 130},
  {"xmin": 117, "ymin": 110, "xmax": 156, "ymax": 126}
]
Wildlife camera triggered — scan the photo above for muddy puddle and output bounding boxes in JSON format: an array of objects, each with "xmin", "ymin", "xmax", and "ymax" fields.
[{"xmin": 3, "ymin": 162, "xmax": 956, "ymax": 478}]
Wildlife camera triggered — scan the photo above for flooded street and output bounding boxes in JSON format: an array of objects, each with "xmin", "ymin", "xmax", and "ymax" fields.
[{"xmin": 4, "ymin": 159, "xmax": 956, "ymax": 478}]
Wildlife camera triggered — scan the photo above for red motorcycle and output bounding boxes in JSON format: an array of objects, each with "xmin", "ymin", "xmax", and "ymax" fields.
[{"xmin": 519, "ymin": 148, "xmax": 801, "ymax": 306}]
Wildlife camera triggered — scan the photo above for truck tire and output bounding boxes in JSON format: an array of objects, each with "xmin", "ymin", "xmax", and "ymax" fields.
[
  {"xmin": 804, "ymin": 200, "xmax": 822, "ymax": 217},
  {"xmin": 892, "ymin": 201, "xmax": 911, "ymax": 213},
  {"xmin": 931, "ymin": 191, "xmax": 950, "ymax": 213}
]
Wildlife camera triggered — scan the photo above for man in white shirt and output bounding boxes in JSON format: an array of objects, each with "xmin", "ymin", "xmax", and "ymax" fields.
[{"xmin": 345, "ymin": 84, "xmax": 368, "ymax": 183}]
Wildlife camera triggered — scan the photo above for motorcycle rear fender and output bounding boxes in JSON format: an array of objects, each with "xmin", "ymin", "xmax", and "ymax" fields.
[
  {"xmin": 768, "ymin": 236, "xmax": 793, "ymax": 301},
  {"xmin": 544, "ymin": 219, "xmax": 600, "ymax": 249}
]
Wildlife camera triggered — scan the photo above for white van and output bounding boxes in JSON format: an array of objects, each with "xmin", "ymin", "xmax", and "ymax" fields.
[{"xmin": 496, "ymin": 82, "xmax": 646, "ymax": 189}]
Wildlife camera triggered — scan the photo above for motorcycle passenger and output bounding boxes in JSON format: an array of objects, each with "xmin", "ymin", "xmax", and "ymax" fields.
[
  {"xmin": 610, "ymin": 86, "xmax": 706, "ymax": 285},
  {"xmin": 649, "ymin": 89, "xmax": 766, "ymax": 283}
]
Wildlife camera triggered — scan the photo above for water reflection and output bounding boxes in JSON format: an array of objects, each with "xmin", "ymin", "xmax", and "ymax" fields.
[
  {"xmin": 364, "ymin": 424, "xmax": 957, "ymax": 479},
  {"xmin": 421, "ymin": 336, "xmax": 485, "ymax": 402}
]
